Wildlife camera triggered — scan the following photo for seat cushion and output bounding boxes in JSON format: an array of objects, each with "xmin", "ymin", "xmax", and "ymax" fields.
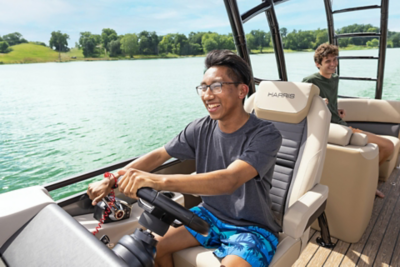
[
  {"xmin": 379, "ymin": 135, "xmax": 400, "ymax": 161},
  {"xmin": 378, "ymin": 135, "xmax": 400, "ymax": 181}
]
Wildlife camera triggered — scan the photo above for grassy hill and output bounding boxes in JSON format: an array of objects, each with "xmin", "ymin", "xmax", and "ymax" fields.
[{"xmin": 0, "ymin": 43, "xmax": 84, "ymax": 64}]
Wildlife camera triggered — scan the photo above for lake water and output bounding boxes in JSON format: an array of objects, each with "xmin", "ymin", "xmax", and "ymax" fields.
[{"xmin": 1, "ymin": 48, "xmax": 399, "ymax": 199}]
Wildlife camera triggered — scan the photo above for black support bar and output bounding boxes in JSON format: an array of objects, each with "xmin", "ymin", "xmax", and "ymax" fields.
[
  {"xmin": 335, "ymin": 32, "xmax": 381, "ymax": 38},
  {"xmin": 254, "ymin": 77, "xmax": 281, "ymax": 84},
  {"xmin": 332, "ymin": 5, "xmax": 381, "ymax": 14},
  {"xmin": 339, "ymin": 76, "xmax": 377, "ymax": 81},
  {"xmin": 324, "ymin": 0, "xmax": 389, "ymax": 99},
  {"xmin": 316, "ymin": 212, "xmax": 335, "ymax": 248},
  {"xmin": 241, "ymin": 0, "xmax": 289, "ymax": 23},
  {"xmin": 263, "ymin": 0, "xmax": 288, "ymax": 81},
  {"xmin": 223, "ymin": 0, "xmax": 256, "ymax": 96},
  {"xmin": 375, "ymin": 0, "xmax": 389, "ymax": 99},
  {"xmin": 324, "ymin": 0, "xmax": 336, "ymax": 46},
  {"xmin": 338, "ymin": 56, "xmax": 379, "ymax": 60}
]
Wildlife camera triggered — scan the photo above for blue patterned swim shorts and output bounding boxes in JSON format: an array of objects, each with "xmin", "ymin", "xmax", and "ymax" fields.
[{"xmin": 185, "ymin": 206, "xmax": 278, "ymax": 267}]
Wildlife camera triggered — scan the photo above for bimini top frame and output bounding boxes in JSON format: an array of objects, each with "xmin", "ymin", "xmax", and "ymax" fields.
[
  {"xmin": 224, "ymin": 0, "xmax": 389, "ymax": 99},
  {"xmin": 223, "ymin": 0, "xmax": 289, "ymax": 96},
  {"xmin": 324, "ymin": 0, "xmax": 389, "ymax": 99}
]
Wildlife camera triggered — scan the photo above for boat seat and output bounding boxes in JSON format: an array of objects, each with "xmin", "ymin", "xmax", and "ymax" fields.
[
  {"xmin": 173, "ymin": 81, "xmax": 331, "ymax": 266},
  {"xmin": 0, "ymin": 201, "xmax": 127, "ymax": 267},
  {"xmin": 312, "ymin": 123, "xmax": 379, "ymax": 243},
  {"xmin": 338, "ymin": 98, "xmax": 400, "ymax": 181}
]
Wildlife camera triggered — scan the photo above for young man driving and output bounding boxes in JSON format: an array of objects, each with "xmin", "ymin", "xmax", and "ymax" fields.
[
  {"xmin": 302, "ymin": 43, "xmax": 394, "ymax": 198},
  {"xmin": 87, "ymin": 49, "xmax": 281, "ymax": 267}
]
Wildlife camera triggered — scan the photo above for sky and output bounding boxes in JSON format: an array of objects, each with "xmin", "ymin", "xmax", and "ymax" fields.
[{"xmin": 0, "ymin": 0, "xmax": 399, "ymax": 48}]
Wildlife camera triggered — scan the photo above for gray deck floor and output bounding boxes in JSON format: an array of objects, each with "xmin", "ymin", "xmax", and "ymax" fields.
[{"xmin": 293, "ymin": 166, "xmax": 400, "ymax": 267}]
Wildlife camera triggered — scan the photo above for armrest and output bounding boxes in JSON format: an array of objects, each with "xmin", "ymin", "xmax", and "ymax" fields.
[
  {"xmin": 283, "ymin": 184, "xmax": 328, "ymax": 239},
  {"xmin": 349, "ymin": 132, "xmax": 368, "ymax": 146},
  {"xmin": 328, "ymin": 123, "xmax": 352, "ymax": 146}
]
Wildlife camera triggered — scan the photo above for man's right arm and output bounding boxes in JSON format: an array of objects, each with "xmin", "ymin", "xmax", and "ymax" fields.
[{"xmin": 87, "ymin": 147, "xmax": 172, "ymax": 205}]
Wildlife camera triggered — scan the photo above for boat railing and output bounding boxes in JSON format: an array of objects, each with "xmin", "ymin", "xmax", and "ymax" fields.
[{"xmin": 324, "ymin": 0, "xmax": 389, "ymax": 99}]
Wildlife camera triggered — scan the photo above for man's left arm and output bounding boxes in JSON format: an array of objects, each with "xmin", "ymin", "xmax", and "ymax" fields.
[{"xmin": 118, "ymin": 160, "xmax": 258, "ymax": 199}]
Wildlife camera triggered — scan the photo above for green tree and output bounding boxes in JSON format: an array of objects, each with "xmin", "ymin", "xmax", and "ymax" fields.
[
  {"xmin": 313, "ymin": 29, "xmax": 328, "ymax": 48},
  {"xmin": 79, "ymin": 32, "xmax": 100, "ymax": 57},
  {"xmin": 188, "ymin": 32, "xmax": 207, "ymax": 55},
  {"xmin": 108, "ymin": 39, "xmax": 122, "ymax": 57},
  {"xmin": 391, "ymin": 33, "xmax": 400, "ymax": 47},
  {"xmin": 138, "ymin": 31, "xmax": 159, "ymax": 55},
  {"xmin": 121, "ymin": 34, "xmax": 138, "ymax": 58},
  {"xmin": 0, "ymin": 41, "xmax": 10, "ymax": 53},
  {"xmin": 159, "ymin": 34, "xmax": 175, "ymax": 54},
  {"xmin": 3, "ymin": 32, "xmax": 28, "ymax": 46},
  {"xmin": 366, "ymin": 38, "xmax": 379, "ymax": 47},
  {"xmin": 101, "ymin": 28, "xmax": 118, "ymax": 56},
  {"xmin": 49, "ymin": 31, "xmax": 69, "ymax": 52},
  {"xmin": 49, "ymin": 31, "xmax": 69, "ymax": 61},
  {"xmin": 202, "ymin": 38, "xmax": 217, "ymax": 53},
  {"xmin": 252, "ymin": 30, "xmax": 269, "ymax": 52}
]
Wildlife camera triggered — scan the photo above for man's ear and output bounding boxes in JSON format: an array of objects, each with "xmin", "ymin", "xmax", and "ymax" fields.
[
  {"xmin": 239, "ymin": 84, "xmax": 249, "ymax": 99},
  {"xmin": 315, "ymin": 62, "xmax": 321, "ymax": 69}
]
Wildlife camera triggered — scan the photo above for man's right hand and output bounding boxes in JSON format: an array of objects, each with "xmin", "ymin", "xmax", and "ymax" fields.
[
  {"xmin": 87, "ymin": 178, "xmax": 114, "ymax": 206},
  {"xmin": 323, "ymin": 98, "xmax": 329, "ymax": 105}
]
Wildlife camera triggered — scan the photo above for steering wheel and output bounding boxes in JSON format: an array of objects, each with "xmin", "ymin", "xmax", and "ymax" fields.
[{"xmin": 137, "ymin": 187, "xmax": 209, "ymax": 236}]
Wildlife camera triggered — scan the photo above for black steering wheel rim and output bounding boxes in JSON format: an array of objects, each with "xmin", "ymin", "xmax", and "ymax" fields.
[{"xmin": 137, "ymin": 187, "xmax": 209, "ymax": 236}]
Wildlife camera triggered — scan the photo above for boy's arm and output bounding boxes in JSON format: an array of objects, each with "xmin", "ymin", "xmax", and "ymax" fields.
[
  {"xmin": 87, "ymin": 147, "xmax": 172, "ymax": 205},
  {"xmin": 117, "ymin": 159, "xmax": 258, "ymax": 199}
]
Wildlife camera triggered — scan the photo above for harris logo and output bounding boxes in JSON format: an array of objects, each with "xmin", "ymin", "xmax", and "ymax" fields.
[{"xmin": 267, "ymin": 92, "xmax": 295, "ymax": 99}]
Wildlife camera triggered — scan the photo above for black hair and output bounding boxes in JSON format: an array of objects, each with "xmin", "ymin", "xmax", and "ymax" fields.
[{"xmin": 204, "ymin": 50, "xmax": 252, "ymax": 88}]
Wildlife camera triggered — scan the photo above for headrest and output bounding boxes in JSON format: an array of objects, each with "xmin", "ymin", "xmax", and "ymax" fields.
[{"xmin": 245, "ymin": 81, "xmax": 320, "ymax": 124}]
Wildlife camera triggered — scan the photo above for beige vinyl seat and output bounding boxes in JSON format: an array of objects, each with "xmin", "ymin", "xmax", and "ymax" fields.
[
  {"xmin": 312, "ymin": 123, "xmax": 379, "ymax": 243},
  {"xmin": 337, "ymin": 99, "xmax": 400, "ymax": 181},
  {"xmin": 173, "ymin": 81, "xmax": 331, "ymax": 267}
]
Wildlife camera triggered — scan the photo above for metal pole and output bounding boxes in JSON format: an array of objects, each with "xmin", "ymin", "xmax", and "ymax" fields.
[
  {"xmin": 264, "ymin": 0, "xmax": 288, "ymax": 81},
  {"xmin": 324, "ymin": 0, "xmax": 336, "ymax": 45},
  {"xmin": 375, "ymin": 0, "xmax": 389, "ymax": 99},
  {"xmin": 223, "ymin": 0, "xmax": 256, "ymax": 96},
  {"xmin": 323, "ymin": 0, "xmax": 340, "ymax": 76}
]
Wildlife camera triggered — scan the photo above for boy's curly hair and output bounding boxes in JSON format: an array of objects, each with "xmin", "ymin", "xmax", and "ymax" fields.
[{"xmin": 314, "ymin": 43, "xmax": 338, "ymax": 64}]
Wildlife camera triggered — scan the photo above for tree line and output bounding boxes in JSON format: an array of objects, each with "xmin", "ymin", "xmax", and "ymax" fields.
[{"xmin": 1, "ymin": 24, "xmax": 399, "ymax": 56}]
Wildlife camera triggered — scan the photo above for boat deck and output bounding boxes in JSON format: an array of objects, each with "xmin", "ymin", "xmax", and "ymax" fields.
[{"xmin": 294, "ymin": 166, "xmax": 400, "ymax": 267}]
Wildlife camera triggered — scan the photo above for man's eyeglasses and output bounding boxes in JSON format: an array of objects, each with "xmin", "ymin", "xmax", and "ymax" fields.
[{"xmin": 195, "ymin": 82, "xmax": 240, "ymax": 96}]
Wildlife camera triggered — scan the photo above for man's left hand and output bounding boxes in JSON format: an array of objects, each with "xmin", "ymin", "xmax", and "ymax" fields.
[{"xmin": 117, "ymin": 168, "xmax": 163, "ymax": 199}]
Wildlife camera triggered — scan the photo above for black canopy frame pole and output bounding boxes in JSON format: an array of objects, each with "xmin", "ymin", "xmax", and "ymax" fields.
[
  {"xmin": 223, "ymin": 0, "xmax": 256, "ymax": 96},
  {"xmin": 224, "ymin": 0, "xmax": 288, "ymax": 89},
  {"xmin": 324, "ymin": 0, "xmax": 340, "ymax": 76},
  {"xmin": 324, "ymin": 0, "xmax": 389, "ymax": 99},
  {"xmin": 376, "ymin": 0, "xmax": 389, "ymax": 99},
  {"xmin": 263, "ymin": 0, "xmax": 288, "ymax": 82}
]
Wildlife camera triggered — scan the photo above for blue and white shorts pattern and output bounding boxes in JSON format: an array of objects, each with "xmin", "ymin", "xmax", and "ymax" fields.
[{"xmin": 185, "ymin": 206, "xmax": 278, "ymax": 267}]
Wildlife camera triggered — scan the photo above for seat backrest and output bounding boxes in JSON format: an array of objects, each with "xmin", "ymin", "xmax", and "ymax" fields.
[
  {"xmin": 338, "ymin": 98, "xmax": 400, "ymax": 138},
  {"xmin": 245, "ymin": 81, "xmax": 330, "ymax": 226}
]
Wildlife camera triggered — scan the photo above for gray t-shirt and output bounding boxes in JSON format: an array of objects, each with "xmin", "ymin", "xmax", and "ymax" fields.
[{"xmin": 164, "ymin": 114, "xmax": 282, "ymax": 235}]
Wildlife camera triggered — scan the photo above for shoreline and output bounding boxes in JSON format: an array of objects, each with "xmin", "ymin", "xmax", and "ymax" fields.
[{"xmin": 0, "ymin": 46, "xmax": 393, "ymax": 65}]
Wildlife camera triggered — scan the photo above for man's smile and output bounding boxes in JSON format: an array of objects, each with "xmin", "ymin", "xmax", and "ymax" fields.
[{"xmin": 207, "ymin": 103, "xmax": 220, "ymax": 112}]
